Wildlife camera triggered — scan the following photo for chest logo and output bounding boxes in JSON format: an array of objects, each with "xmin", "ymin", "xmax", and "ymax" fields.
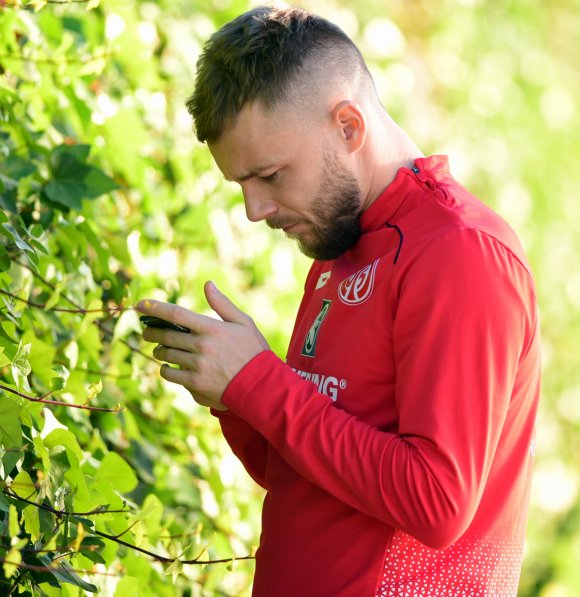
[
  {"xmin": 301, "ymin": 299, "xmax": 332, "ymax": 358},
  {"xmin": 316, "ymin": 271, "xmax": 331, "ymax": 290},
  {"xmin": 338, "ymin": 259, "xmax": 379, "ymax": 306}
]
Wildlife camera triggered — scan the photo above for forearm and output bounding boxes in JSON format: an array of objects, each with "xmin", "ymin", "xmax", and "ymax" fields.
[{"xmin": 222, "ymin": 352, "xmax": 474, "ymax": 548}]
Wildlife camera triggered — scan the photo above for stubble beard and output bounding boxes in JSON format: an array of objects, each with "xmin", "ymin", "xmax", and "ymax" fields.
[{"xmin": 272, "ymin": 149, "xmax": 363, "ymax": 261}]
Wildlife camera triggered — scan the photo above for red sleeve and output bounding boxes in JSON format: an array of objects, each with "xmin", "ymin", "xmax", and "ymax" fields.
[
  {"xmin": 221, "ymin": 229, "xmax": 538, "ymax": 548},
  {"xmin": 211, "ymin": 409, "xmax": 269, "ymax": 490}
]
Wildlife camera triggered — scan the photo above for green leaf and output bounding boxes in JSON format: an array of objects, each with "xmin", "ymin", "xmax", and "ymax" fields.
[
  {"xmin": 43, "ymin": 144, "xmax": 117, "ymax": 209},
  {"xmin": 23, "ymin": 504, "xmax": 41, "ymax": 541},
  {"xmin": 50, "ymin": 144, "xmax": 91, "ymax": 177},
  {"xmin": 12, "ymin": 469, "xmax": 37, "ymax": 500},
  {"xmin": 0, "ymin": 346, "xmax": 10, "ymax": 367},
  {"xmin": 0, "ymin": 155, "xmax": 36, "ymax": 179},
  {"xmin": 3, "ymin": 546, "xmax": 21, "ymax": 579},
  {"xmin": 42, "ymin": 558, "xmax": 98, "ymax": 593},
  {"xmin": 43, "ymin": 428, "xmax": 83, "ymax": 464},
  {"xmin": 2, "ymin": 223, "xmax": 34, "ymax": 253},
  {"xmin": 23, "ymin": 330, "xmax": 57, "ymax": 386},
  {"xmin": 50, "ymin": 364, "xmax": 70, "ymax": 391},
  {"xmin": 0, "ymin": 395, "xmax": 22, "ymax": 449},
  {"xmin": 0, "ymin": 243, "xmax": 10, "ymax": 271},
  {"xmin": 80, "ymin": 547, "xmax": 106, "ymax": 565},
  {"xmin": 43, "ymin": 179, "xmax": 85, "ymax": 210},
  {"xmin": 82, "ymin": 165, "xmax": 120, "ymax": 198},
  {"xmin": 86, "ymin": 379, "xmax": 103, "ymax": 401},
  {"xmin": 46, "ymin": 446, "xmax": 70, "ymax": 496},
  {"xmin": 164, "ymin": 559, "xmax": 183, "ymax": 583},
  {"xmin": 9, "ymin": 503, "xmax": 20, "ymax": 537},
  {"xmin": 11, "ymin": 341, "xmax": 31, "ymax": 389},
  {"xmin": 95, "ymin": 452, "xmax": 138, "ymax": 494}
]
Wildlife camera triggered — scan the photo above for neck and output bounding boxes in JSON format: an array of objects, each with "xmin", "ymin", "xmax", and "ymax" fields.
[{"xmin": 359, "ymin": 110, "xmax": 424, "ymax": 213}]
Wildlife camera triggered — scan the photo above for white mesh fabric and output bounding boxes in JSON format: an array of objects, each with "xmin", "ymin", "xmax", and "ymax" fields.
[{"xmin": 376, "ymin": 531, "xmax": 525, "ymax": 596}]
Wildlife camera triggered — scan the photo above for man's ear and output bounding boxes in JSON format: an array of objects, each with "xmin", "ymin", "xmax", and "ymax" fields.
[{"xmin": 331, "ymin": 100, "xmax": 367, "ymax": 153}]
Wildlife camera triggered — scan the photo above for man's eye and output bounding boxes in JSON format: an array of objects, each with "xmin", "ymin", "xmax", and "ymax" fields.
[{"xmin": 261, "ymin": 171, "xmax": 279, "ymax": 183}]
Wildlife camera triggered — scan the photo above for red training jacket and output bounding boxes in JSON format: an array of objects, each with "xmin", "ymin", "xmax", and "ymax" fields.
[{"xmin": 216, "ymin": 155, "xmax": 541, "ymax": 596}]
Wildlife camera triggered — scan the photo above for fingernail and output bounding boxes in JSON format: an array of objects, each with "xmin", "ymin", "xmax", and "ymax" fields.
[{"xmin": 137, "ymin": 299, "xmax": 153, "ymax": 311}]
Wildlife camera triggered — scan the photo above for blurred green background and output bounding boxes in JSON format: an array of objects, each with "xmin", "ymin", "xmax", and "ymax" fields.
[{"xmin": 1, "ymin": 0, "xmax": 578, "ymax": 594}]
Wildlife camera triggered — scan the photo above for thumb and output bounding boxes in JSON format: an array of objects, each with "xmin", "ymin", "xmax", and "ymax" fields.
[{"xmin": 204, "ymin": 281, "xmax": 249, "ymax": 325}]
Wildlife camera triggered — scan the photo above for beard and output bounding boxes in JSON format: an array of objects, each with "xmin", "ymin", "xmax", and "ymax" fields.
[{"xmin": 268, "ymin": 148, "xmax": 362, "ymax": 261}]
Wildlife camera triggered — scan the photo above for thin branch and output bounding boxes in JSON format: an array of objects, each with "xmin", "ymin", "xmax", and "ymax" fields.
[
  {"xmin": 0, "ymin": 383, "xmax": 122, "ymax": 413},
  {"xmin": 93, "ymin": 527, "xmax": 255, "ymax": 565},
  {"xmin": 13, "ymin": 258, "xmax": 157, "ymax": 364},
  {"xmin": 0, "ymin": 558, "xmax": 119, "ymax": 577},
  {"xmin": 4, "ymin": 489, "xmax": 255, "ymax": 566},
  {"xmin": 3, "ymin": 487, "xmax": 130, "ymax": 517},
  {"xmin": 0, "ymin": 288, "xmax": 130, "ymax": 315}
]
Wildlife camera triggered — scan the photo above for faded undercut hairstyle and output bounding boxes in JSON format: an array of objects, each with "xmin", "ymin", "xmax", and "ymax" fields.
[{"xmin": 186, "ymin": 6, "xmax": 375, "ymax": 143}]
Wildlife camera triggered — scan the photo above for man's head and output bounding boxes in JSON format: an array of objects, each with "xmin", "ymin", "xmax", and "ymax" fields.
[
  {"xmin": 186, "ymin": 6, "xmax": 375, "ymax": 144},
  {"xmin": 186, "ymin": 6, "xmax": 381, "ymax": 260}
]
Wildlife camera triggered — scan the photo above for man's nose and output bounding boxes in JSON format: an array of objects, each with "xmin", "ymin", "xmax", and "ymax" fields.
[{"xmin": 242, "ymin": 186, "xmax": 278, "ymax": 222}]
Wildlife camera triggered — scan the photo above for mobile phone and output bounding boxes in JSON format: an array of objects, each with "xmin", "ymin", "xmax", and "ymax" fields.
[{"xmin": 139, "ymin": 315, "xmax": 191, "ymax": 333}]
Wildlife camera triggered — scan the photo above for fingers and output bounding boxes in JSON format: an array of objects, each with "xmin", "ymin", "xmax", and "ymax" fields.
[
  {"xmin": 204, "ymin": 281, "xmax": 251, "ymax": 326},
  {"xmin": 153, "ymin": 345, "xmax": 194, "ymax": 369},
  {"xmin": 159, "ymin": 365, "xmax": 228, "ymax": 411},
  {"xmin": 142, "ymin": 326, "xmax": 197, "ymax": 351},
  {"xmin": 136, "ymin": 299, "xmax": 213, "ymax": 334}
]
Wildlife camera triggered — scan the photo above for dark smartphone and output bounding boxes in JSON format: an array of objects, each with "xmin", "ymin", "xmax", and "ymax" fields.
[{"xmin": 139, "ymin": 315, "xmax": 191, "ymax": 333}]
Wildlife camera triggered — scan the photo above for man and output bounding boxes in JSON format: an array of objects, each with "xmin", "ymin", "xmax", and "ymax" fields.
[{"xmin": 137, "ymin": 6, "xmax": 540, "ymax": 596}]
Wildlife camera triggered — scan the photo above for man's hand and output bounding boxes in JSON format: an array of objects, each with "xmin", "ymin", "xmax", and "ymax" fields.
[{"xmin": 137, "ymin": 281, "xmax": 269, "ymax": 411}]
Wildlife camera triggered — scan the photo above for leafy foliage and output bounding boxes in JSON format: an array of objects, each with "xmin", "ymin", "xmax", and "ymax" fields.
[
  {"xmin": 0, "ymin": 0, "xmax": 579, "ymax": 595},
  {"xmin": 0, "ymin": 0, "xmax": 274, "ymax": 594}
]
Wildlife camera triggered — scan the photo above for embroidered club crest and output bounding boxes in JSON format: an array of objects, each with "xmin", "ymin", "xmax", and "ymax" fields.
[
  {"xmin": 338, "ymin": 259, "xmax": 379, "ymax": 305},
  {"xmin": 301, "ymin": 300, "xmax": 332, "ymax": 358}
]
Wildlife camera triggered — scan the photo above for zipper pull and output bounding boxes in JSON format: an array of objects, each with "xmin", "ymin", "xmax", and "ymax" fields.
[{"xmin": 411, "ymin": 165, "xmax": 428, "ymax": 183}]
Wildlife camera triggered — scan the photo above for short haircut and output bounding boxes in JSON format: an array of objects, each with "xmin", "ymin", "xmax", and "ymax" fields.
[{"xmin": 186, "ymin": 6, "xmax": 374, "ymax": 143}]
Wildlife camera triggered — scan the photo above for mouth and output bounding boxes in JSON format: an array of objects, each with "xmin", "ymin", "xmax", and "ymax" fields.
[{"xmin": 282, "ymin": 223, "xmax": 301, "ymax": 233}]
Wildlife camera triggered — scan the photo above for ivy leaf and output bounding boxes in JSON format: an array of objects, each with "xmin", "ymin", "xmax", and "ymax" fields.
[
  {"xmin": 50, "ymin": 144, "xmax": 91, "ymax": 175},
  {"xmin": 0, "ymin": 243, "xmax": 10, "ymax": 272},
  {"xmin": 11, "ymin": 341, "xmax": 31, "ymax": 389},
  {"xmin": 12, "ymin": 469, "xmax": 38, "ymax": 500},
  {"xmin": 51, "ymin": 364, "xmax": 70, "ymax": 391},
  {"xmin": 43, "ymin": 179, "xmax": 86, "ymax": 211},
  {"xmin": 0, "ymin": 157, "xmax": 24, "ymax": 212},
  {"xmin": 23, "ymin": 504, "xmax": 41, "ymax": 541},
  {"xmin": 38, "ymin": 557, "xmax": 98, "ymax": 593},
  {"xmin": 2, "ymin": 223, "xmax": 34, "ymax": 253},
  {"xmin": 0, "ymin": 395, "xmax": 22, "ymax": 449},
  {"xmin": 0, "ymin": 155, "xmax": 36, "ymax": 180},
  {"xmin": 8, "ymin": 503, "xmax": 20, "ymax": 537},
  {"xmin": 95, "ymin": 452, "xmax": 138, "ymax": 494},
  {"xmin": 3, "ymin": 546, "xmax": 22, "ymax": 579},
  {"xmin": 0, "ymin": 346, "xmax": 11, "ymax": 367},
  {"xmin": 164, "ymin": 559, "xmax": 183, "ymax": 584},
  {"xmin": 42, "ymin": 144, "xmax": 119, "ymax": 210},
  {"xmin": 87, "ymin": 379, "xmax": 103, "ymax": 400},
  {"xmin": 83, "ymin": 165, "xmax": 120, "ymax": 198}
]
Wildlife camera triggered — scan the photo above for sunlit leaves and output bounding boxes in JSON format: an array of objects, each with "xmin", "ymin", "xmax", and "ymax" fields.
[
  {"xmin": 42, "ymin": 144, "xmax": 119, "ymax": 211},
  {"xmin": 95, "ymin": 452, "xmax": 137, "ymax": 495}
]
